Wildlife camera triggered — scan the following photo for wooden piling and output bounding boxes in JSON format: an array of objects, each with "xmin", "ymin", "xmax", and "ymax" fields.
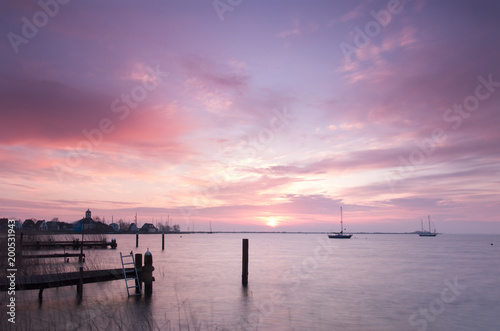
[
  {"xmin": 242, "ymin": 238, "xmax": 249, "ymax": 286},
  {"xmin": 135, "ymin": 253, "xmax": 143, "ymax": 270},
  {"xmin": 38, "ymin": 288, "xmax": 43, "ymax": 303},
  {"xmin": 136, "ymin": 233, "xmax": 139, "ymax": 248},
  {"xmin": 79, "ymin": 220, "xmax": 84, "ymax": 262},
  {"xmin": 162, "ymin": 232, "xmax": 165, "ymax": 251},
  {"xmin": 77, "ymin": 267, "xmax": 83, "ymax": 300},
  {"xmin": 143, "ymin": 250, "xmax": 154, "ymax": 296},
  {"xmin": 135, "ymin": 253, "xmax": 142, "ymax": 294}
]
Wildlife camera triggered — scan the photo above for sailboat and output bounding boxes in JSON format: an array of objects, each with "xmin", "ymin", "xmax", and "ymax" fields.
[
  {"xmin": 328, "ymin": 207, "xmax": 352, "ymax": 239},
  {"xmin": 419, "ymin": 215, "xmax": 437, "ymax": 237}
]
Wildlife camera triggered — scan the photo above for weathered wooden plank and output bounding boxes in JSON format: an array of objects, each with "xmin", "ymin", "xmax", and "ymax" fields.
[
  {"xmin": 16, "ymin": 275, "xmax": 26, "ymax": 286},
  {"xmin": 58, "ymin": 272, "xmax": 69, "ymax": 283},
  {"xmin": 19, "ymin": 275, "xmax": 29, "ymax": 286},
  {"xmin": 36, "ymin": 275, "xmax": 46, "ymax": 285},
  {"xmin": 23, "ymin": 253, "xmax": 84, "ymax": 259},
  {"xmin": 0, "ymin": 267, "xmax": 133, "ymax": 291},
  {"xmin": 22, "ymin": 240, "xmax": 114, "ymax": 250}
]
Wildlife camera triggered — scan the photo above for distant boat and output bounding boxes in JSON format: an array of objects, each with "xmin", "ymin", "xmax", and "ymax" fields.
[
  {"xmin": 328, "ymin": 207, "xmax": 352, "ymax": 239},
  {"xmin": 419, "ymin": 215, "xmax": 437, "ymax": 237}
]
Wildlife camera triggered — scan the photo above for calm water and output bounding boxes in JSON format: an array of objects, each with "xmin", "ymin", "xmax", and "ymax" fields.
[{"xmin": 2, "ymin": 233, "xmax": 499, "ymax": 330}]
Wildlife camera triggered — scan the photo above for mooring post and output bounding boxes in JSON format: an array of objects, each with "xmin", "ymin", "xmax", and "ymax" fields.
[
  {"xmin": 79, "ymin": 219, "xmax": 85, "ymax": 262},
  {"xmin": 135, "ymin": 253, "xmax": 143, "ymax": 294},
  {"xmin": 162, "ymin": 232, "xmax": 165, "ymax": 251},
  {"xmin": 135, "ymin": 253, "xmax": 143, "ymax": 270},
  {"xmin": 143, "ymin": 249, "xmax": 154, "ymax": 296},
  {"xmin": 136, "ymin": 233, "xmax": 139, "ymax": 248},
  {"xmin": 38, "ymin": 288, "xmax": 44, "ymax": 303},
  {"xmin": 242, "ymin": 238, "xmax": 249, "ymax": 286},
  {"xmin": 79, "ymin": 244, "xmax": 84, "ymax": 262},
  {"xmin": 77, "ymin": 266, "xmax": 83, "ymax": 300}
]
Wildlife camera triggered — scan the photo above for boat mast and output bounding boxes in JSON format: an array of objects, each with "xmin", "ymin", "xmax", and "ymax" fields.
[
  {"xmin": 428, "ymin": 215, "xmax": 431, "ymax": 233},
  {"xmin": 340, "ymin": 207, "xmax": 343, "ymax": 234}
]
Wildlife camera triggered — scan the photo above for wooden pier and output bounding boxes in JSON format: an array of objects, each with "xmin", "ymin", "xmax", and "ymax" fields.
[
  {"xmin": 1, "ymin": 251, "xmax": 154, "ymax": 302},
  {"xmin": 0, "ymin": 267, "xmax": 135, "ymax": 292},
  {"xmin": 22, "ymin": 253, "xmax": 85, "ymax": 261},
  {"xmin": 22, "ymin": 239, "xmax": 117, "ymax": 250}
]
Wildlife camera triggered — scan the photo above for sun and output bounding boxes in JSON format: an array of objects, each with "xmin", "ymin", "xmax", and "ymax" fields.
[{"xmin": 266, "ymin": 217, "xmax": 279, "ymax": 227}]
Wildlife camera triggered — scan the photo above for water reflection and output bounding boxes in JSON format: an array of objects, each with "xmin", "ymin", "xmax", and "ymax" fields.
[
  {"xmin": 241, "ymin": 284, "xmax": 249, "ymax": 299},
  {"xmin": 235, "ymin": 285, "xmax": 251, "ymax": 330},
  {"xmin": 2, "ymin": 234, "xmax": 500, "ymax": 330}
]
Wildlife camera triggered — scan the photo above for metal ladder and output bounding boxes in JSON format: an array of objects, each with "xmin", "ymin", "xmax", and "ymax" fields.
[{"xmin": 120, "ymin": 251, "xmax": 141, "ymax": 296}]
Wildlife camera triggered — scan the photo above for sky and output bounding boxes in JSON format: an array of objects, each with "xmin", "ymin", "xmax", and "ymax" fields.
[{"xmin": 1, "ymin": 0, "xmax": 500, "ymax": 233}]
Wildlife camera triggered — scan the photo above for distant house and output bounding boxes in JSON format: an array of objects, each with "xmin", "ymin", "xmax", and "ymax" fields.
[
  {"xmin": 73, "ymin": 209, "xmax": 97, "ymax": 232},
  {"xmin": 110, "ymin": 223, "xmax": 119, "ymax": 232},
  {"xmin": 140, "ymin": 223, "xmax": 158, "ymax": 233},
  {"xmin": 47, "ymin": 221, "xmax": 60, "ymax": 232},
  {"xmin": 93, "ymin": 221, "xmax": 113, "ymax": 233},
  {"xmin": 15, "ymin": 220, "xmax": 22, "ymax": 230},
  {"xmin": 57, "ymin": 222, "xmax": 72, "ymax": 231},
  {"xmin": 35, "ymin": 220, "xmax": 48, "ymax": 232},
  {"xmin": 127, "ymin": 223, "xmax": 138, "ymax": 233},
  {"xmin": 22, "ymin": 219, "xmax": 36, "ymax": 231},
  {"xmin": 0, "ymin": 218, "xmax": 8, "ymax": 231}
]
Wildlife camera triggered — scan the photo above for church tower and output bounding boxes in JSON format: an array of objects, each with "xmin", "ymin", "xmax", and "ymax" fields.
[{"xmin": 85, "ymin": 209, "xmax": 91, "ymax": 219}]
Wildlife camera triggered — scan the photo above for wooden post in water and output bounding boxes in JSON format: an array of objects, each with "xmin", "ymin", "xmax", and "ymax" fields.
[
  {"xmin": 242, "ymin": 238, "xmax": 249, "ymax": 286},
  {"xmin": 143, "ymin": 249, "xmax": 154, "ymax": 296},
  {"xmin": 135, "ymin": 253, "xmax": 143, "ymax": 294},
  {"xmin": 38, "ymin": 288, "xmax": 43, "ymax": 303},
  {"xmin": 136, "ymin": 233, "xmax": 139, "ymax": 248},
  {"xmin": 77, "ymin": 266, "xmax": 83, "ymax": 301},
  {"xmin": 79, "ymin": 219, "xmax": 84, "ymax": 263},
  {"xmin": 162, "ymin": 232, "xmax": 165, "ymax": 251}
]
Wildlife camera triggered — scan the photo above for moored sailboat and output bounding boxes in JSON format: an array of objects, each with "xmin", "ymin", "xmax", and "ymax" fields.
[
  {"xmin": 419, "ymin": 215, "xmax": 437, "ymax": 237},
  {"xmin": 328, "ymin": 207, "xmax": 352, "ymax": 239}
]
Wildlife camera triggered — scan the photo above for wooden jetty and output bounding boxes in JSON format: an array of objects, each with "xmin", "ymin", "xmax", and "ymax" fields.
[
  {"xmin": 1, "ymin": 251, "xmax": 154, "ymax": 302},
  {"xmin": 0, "ymin": 268, "xmax": 135, "ymax": 292},
  {"xmin": 22, "ymin": 238, "xmax": 117, "ymax": 250},
  {"xmin": 22, "ymin": 253, "xmax": 85, "ymax": 260}
]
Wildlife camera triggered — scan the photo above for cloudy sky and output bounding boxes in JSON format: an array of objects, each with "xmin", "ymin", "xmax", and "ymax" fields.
[{"xmin": 1, "ymin": 0, "xmax": 500, "ymax": 233}]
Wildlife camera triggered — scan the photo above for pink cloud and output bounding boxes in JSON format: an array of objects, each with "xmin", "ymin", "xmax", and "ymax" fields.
[
  {"xmin": 339, "ymin": 3, "xmax": 367, "ymax": 22},
  {"xmin": 277, "ymin": 19, "xmax": 319, "ymax": 39}
]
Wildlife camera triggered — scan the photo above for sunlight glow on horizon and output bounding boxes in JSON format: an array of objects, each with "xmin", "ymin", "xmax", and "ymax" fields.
[{"xmin": 265, "ymin": 217, "xmax": 280, "ymax": 228}]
